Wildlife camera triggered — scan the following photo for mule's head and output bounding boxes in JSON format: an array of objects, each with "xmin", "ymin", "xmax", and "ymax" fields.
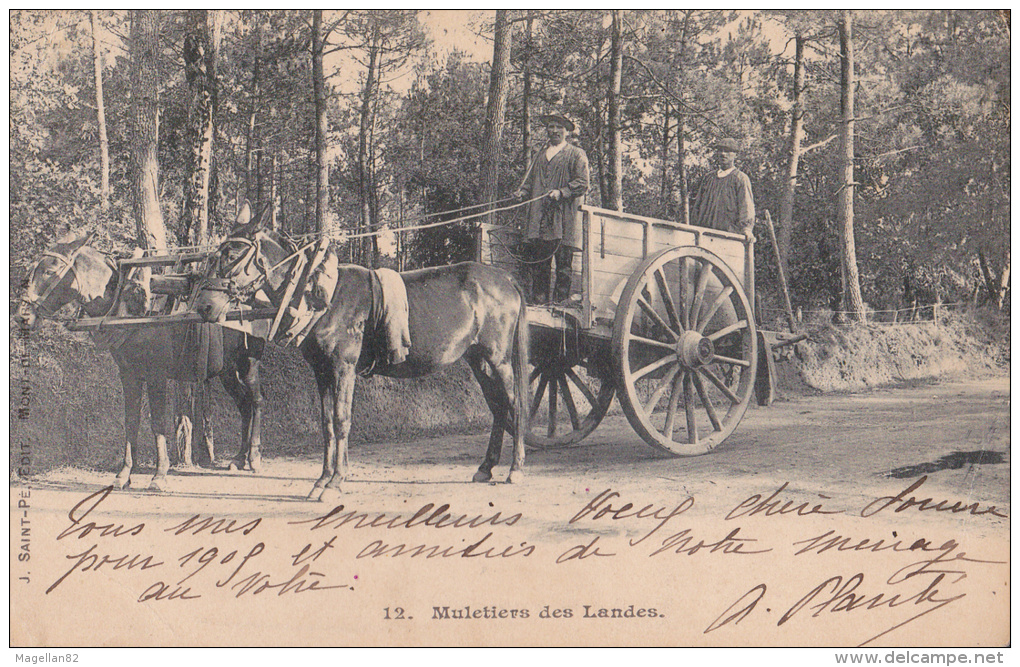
[
  {"xmin": 195, "ymin": 204, "xmax": 290, "ymax": 323},
  {"xmin": 16, "ymin": 233, "xmax": 110, "ymax": 329}
]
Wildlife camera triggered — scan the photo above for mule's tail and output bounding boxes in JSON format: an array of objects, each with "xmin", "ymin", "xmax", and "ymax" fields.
[{"xmin": 511, "ymin": 280, "xmax": 530, "ymax": 451}]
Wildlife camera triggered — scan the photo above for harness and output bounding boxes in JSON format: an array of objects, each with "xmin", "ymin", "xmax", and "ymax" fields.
[
  {"xmin": 210, "ymin": 232, "xmax": 395, "ymax": 372},
  {"xmin": 22, "ymin": 248, "xmax": 86, "ymax": 317}
]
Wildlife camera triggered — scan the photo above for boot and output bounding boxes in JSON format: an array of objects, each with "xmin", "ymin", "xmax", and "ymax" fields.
[{"xmin": 552, "ymin": 246, "xmax": 574, "ymax": 303}]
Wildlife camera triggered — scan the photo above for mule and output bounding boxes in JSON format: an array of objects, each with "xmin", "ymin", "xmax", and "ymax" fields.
[
  {"xmin": 16, "ymin": 234, "xmax": 265, "ymax": 490},
  {"xmin": 193, "ymin": 219, "xmax": 529, "ymax": 502}
]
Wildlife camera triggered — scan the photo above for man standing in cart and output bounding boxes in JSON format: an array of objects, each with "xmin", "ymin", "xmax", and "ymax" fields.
[
  {"xmin": 515, "ymin": 112, "xmax": 590, "ymax": 305},
  {"xmin": 690, "ymin": 137, "xmax": 756, "ymax": 236}
]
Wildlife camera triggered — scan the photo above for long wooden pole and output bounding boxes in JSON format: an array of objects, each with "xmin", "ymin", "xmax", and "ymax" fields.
[{"xmin": 764, "ymin": 210, "xmax": 797, "ymax": 332}]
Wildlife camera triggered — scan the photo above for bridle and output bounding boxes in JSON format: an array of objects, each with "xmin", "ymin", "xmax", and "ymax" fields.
[
  {"xmin": 200, "ymin": 235, "xmax": 270, "ymax": 301},
  {"xmin": 202, "ymin": 231, "xmax": 307, "ymax": 302}
]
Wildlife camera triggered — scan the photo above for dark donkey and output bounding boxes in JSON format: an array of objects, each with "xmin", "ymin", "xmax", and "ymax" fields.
[
  {"xmin": 194, "ymin": 219, "xmax": 529, "ymax": 502},
  {"xmin": 16, "ymin": 233, "xmax": 265, "ymax": 490}
]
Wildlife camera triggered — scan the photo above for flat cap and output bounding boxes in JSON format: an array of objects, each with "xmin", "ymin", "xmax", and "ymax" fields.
[
  {"xmin": 539, "ymin": 113, "xmax": 576, "ymax": 133},
  {"xmin": 711, "ymin": 137, "xmax": 742, "ymax": 153}
]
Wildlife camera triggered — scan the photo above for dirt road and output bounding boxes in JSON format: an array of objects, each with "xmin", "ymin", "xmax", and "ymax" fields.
[{"xmin": 28, "ymin": 377, "xmax": 1008, "ymax": 513}]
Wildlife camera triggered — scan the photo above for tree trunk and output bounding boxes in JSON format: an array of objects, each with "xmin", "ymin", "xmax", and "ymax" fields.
[
  {"xmin": 606, "ymin": 10, "xmax": 624, "ymax": 211},
  {"xmin": 276, "ymin": 150, "xmax": 286, "ymax": 233},
  {"xmin": 838, "ymin": 10, "xmax": 866, "ymax": 322},
  {"xmin": 313, "ymin": 10, "xmax": 330, "ymax": 235},
  {"xmin": 521, "ymin": 11, "xmax": 534, "ymax": 161},
  {"xmin": 674, "ymin": 11, "xmax": 693, "ymax": 225},
  {"xmin": 594, "ymin": 115, "xmax": 607, "ymax": 208},
  {"xmin": 368, "ymin": 78, "xmax": 381, "ymax": 267},
  {"xmin": 180, "ymin": 10, "xmax": 220, "ymax": 247},
  {"xmin": 480, "ymin": 9, "xmax": 512, "ymax": 234},
  {"xmin": 778, "ymin": 32, "xmax": 806, "ymax": 282},
  {"xmin": 269, "ymin": 152, "xmax": 278, "ymax": 232},
  {"xmin": 357, "ymin": 22, "xmax": 380, "ymax": 258},
  {"xmin": 90, "ymin": 10, "xmax": 110, "ymax": 210},
  {"xmin": 981, "ymin": 249, "xmax": 1011, "ymax": 310},
  {"xmin": 659, "ymin": 101, "xmax": 671, "ymax": 218},
  {"xmin": 129, "ymin": 10, "xmax": 169, "ymax": 251},
  {"xmin": 677, "ymin": 112, "xmax": 689, "ymax": 225},
  {"xmin": 245, "ymin": 16, "xmax": 262, "ymax": 211},
  {"xmin": 995, "ymin": 249, "xmax": 1010, "ymax": 310}
]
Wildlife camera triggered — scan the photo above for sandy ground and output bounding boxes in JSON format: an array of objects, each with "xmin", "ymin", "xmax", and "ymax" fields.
[
  {"xmin": 10, "ymin": 377, "xmax": 1011, "ymax": 647},
  {"xmin": 24, "ymin": 377, "xmax": 1010, "ymax": 515}
]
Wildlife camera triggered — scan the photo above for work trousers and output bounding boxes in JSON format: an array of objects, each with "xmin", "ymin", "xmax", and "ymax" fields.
[{"xmin": 526, "ymin": 239, "xmax": 574, "ymax": 305}]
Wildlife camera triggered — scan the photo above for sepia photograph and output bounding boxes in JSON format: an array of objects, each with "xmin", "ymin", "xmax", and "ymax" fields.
[{"xmin": 8, "ymin": 9, "xmax": 1010, "ymax": 655}]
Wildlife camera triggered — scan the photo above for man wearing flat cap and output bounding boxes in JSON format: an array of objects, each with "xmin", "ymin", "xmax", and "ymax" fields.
[
  {"xmin": 690, "ymin": 137, "xmax": 756, "ymax": 235},
  {"xmin": 515, "ymin": 112, "xmax": 590, "ymax": 305}
]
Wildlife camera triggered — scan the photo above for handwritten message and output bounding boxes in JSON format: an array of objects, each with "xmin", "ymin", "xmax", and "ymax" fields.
[{"xmin": 27, "ymin": 475, "xmax": 1008, "ymax": 647}]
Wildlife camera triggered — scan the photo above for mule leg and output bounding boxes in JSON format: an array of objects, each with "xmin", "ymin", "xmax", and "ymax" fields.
[
  {"xmin": 221, "ymin": 370, "xmax": 254, "ymax": 471},
  {"xmin": 307, "ymin": 382, "xmax": 337, "ymax": 501},
  {"xmin": 199, "ymin": 380, "xmax": 216, "ymax": 466},
  {"xmin": 147, "ymin": 380, "xmax": 172, "ymax": 491},
  {"xmin": 492, "ymin": 360, "xmax": 525, "ymax": 484},
  {"xmin": 467, "ymin": 355, "xmax": 508, "ymax": 483},
  {"xmin": 239, "ymin": 356, "xmax": 263, "ymax": 472},
  {"xmin": 146, "ymin": 380, "xmax": 171, "ymax": 491},
  {"xmin": 116, "ymin": 374, "xmax": 143, "ymax": 489},
  {"xmin": 322, "ymin": 364, "xmax": 356, "ymax": 502}
]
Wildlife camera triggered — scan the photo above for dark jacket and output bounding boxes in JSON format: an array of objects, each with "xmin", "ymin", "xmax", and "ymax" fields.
[{"xmin": 519, "ymin": 142, "xmax": 590, "ymax": 249}]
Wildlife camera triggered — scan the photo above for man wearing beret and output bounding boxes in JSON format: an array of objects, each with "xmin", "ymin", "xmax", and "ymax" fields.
[
  {"xmin": 690, "ymin": 137, "xmax": 756, "ymax": 235},
  {"xmin": 515, "ymin": 113, "xmax": 591, "ymax": 305}
]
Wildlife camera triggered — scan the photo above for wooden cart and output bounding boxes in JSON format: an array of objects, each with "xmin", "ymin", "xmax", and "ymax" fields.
[{"xmin": 484, "ymin": 205, "xmax": 799, "ymax": 455}]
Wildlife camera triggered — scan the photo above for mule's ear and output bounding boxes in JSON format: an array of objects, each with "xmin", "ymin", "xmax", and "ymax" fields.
[
  {"xmin": 55, "ymin": 230, "xmax": 92, "ymax": 251},
  {"xmin": 254, "ymin": 202, "xmax": 272, "ymax": 229},
  {"xmin": 236, "ymin": 200, "xmax": 253, "ymax": 226}
]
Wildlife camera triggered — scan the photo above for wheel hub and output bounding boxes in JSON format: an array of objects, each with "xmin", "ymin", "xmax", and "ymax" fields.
[{"xmin": 677, "ymin": 330, "xmax": 714, "ymax": 368}]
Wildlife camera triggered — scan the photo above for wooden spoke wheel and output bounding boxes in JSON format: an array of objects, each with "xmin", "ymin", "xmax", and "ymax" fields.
[
  {"xmin": 525, "ymin": 331, "xmax": 615, "ymax": 449},
  {"xmin": 612, "ymin": 246, "xmax": 757, "ymax": 455}
]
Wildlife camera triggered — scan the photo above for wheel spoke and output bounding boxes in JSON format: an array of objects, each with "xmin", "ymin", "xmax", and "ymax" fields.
[
  {"xmin": 697, "ymin": 285, "xmax": 734, "ymax": 334},
  {"xmin": 637, "ymin": 294, "xmax": 678, "ymax": 339},
  {"xmin": 547, "ymin": 375, "xmax": 559, "ymax": 437},
  {"xmin": 689, "ymin": 260, "xmax": 712, "ymax": 331},
  {"xmin": 559, "ymin": 373, "xmax": 582, "ymax": 430},
  {"xmin": 629, "ymin": 334, "xmax": 677, "ymax": 352},
  {"xmin": 653, "ymin": 268, "xmax": 682, "ymax": 332},
  {"xmin": 683, "ymin": 372, "xmax": 698, "ymax": 445},
  {"xmin": 707, "ymin": 320, "xmax": 748, "ymax": 342},
  {"xmin": 531, "ymin": 373, "xmax": 549, "ymax": 419},
  {"xmin": 564, "ymin": 367, "xmax": 599, "ymax": 408},
  {"xmin": 530, "ymin": 366, "xmax": 542, "ymax": 383},
  {"xmin": 642, "ymin": 364, "xmax": 679, "ymax": 414},
  {"xmin": 692, "ymin": 371, "xmax": 722, "ymax": 431},
  {"xmin": 676, "ymin": 258, "xmax": 690, "ymax": 330},
  {"xmin": 713, "ymin": 353, "xmax": 752, "ymax": 368},
  {"xmin": 698, "ymin": 366, "xmax": 740, "ymax": 404},
  {"xmin": 662, "ymin": 371, "xmax": 684, "ymax": 440},
  {"xmin": 631, "ymin": 351, "xmax": 677, "ymax": 382}
]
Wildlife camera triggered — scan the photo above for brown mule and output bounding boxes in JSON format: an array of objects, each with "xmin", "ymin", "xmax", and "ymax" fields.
[
  {"xmin": 16, "ymin": 234, "xmax": 265, "ymax": 490},
  {"xmin": 194, "ymin": 220, "xmax": 529, "ymax": 501}
]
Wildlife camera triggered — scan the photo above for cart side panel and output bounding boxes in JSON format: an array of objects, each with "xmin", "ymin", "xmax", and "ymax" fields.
[{"xmin": 582, "ymin": 206, "xmax": 749, "ymax": 329}]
